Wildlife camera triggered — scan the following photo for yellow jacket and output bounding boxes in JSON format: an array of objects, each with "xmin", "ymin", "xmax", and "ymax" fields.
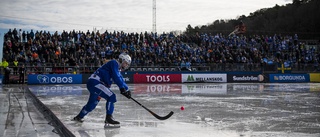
[
  {"xmin": 2, "ymin": 61, "xmax": 9, "ymax": 68},
  {"xmin": 13, "ymin": 61, "xmax": 19, "ymax": 66}
]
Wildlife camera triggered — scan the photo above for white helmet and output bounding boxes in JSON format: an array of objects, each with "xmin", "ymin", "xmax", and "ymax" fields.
[{"xmin": 118, "ymin": 53, "xmax": 131, "ymax": 70}]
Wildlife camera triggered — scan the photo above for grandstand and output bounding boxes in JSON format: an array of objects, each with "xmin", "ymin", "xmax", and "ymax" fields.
[{"xmin": 1, "ymin": 28, "xmax": 320, "ymax": 83}]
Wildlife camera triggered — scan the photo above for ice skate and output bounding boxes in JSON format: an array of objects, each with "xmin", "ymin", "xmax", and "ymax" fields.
[
  {"xmin": 104, "ymin": 114, "xmax": 120, "ymax": 128},
  {"xmin": 72, "ymin": 115, "xmax": 84, "ymax": 123}
]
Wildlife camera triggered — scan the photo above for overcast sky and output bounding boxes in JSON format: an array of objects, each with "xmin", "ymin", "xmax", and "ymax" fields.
[{"xmin": 0, "ymin": 0, "xmax": 291, "ymax": 33}]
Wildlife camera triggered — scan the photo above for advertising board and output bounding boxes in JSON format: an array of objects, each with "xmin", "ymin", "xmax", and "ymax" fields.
[
  {"xmin": 309, "ymin": 73, "xmax": 320, "ymax": 82},
  {"xmin": 133, "ymin": 74, "xmax": 181, "ymax": 83},
  {"xmin": 28, "ymin": 74, "xmax": 82, "ymax": 84},
  {"xmin": 269, "ymin": 74, "xmax": 310, "ymax": 83},
  {"xmin": 182, "ymin": 74, "xmax": 227, "ymax": 83},
  {"xmin": 227, "ymin": 74, "xmax": 265, "ymax": 83}
]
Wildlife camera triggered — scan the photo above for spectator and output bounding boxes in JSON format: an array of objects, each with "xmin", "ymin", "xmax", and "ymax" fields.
[
  {"xmin": 185, "ymin": 59, "xmax": 192, "ymax": 71},
  {"xmin": 4, "ymin": 67, "xmax": 11, "ymax": 84},
  {"xmin": 2, "ymin": 28, "xmax": 319, "ymax": 74},
  {"xmin": 1, "ymin": 58, "xmax": 9, "ymax": 69},
  {"xmin": 22, "ymin": 31, "xmax": 27, "ymax": 42},
  {"xmin": 13, "ymin": 59, "xmax": 19, "ymax": 75},
  {"xmin": 30, "ymin": 29, "xmax": 34, "ymax": 40},
  {"xmin": 19, "ymin": 29, "xmax": 22, "ymax": 42},
  {"xmin": 19, "ymin": 64, "xmax": 26, "ymax": 84}
]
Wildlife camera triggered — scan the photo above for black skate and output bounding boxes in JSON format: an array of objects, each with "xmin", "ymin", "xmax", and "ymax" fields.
[
  {"xmin": 72, "ymin": 115, "xmax": 84, "ymax": 123},
  {"xmin": 104, "ymin": 114, "xmax": 120, "ymax": 128}
]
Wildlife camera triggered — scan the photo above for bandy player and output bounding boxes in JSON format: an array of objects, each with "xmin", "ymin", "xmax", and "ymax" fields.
[{"xmin": 73, "ymin": 53, "xmax": 132, "ymax": 128}]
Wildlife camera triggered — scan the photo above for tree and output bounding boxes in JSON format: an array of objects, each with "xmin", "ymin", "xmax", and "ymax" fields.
[{"xmin": 293, "ymin": 0, "xmax": 312, "ymax": 5}]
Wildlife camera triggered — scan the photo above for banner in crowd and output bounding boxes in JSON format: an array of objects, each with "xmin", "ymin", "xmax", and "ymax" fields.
[
  {"xmin": 133, "ymin": 74, "xmax": 181, "ymax": 83},
  {"xmin": 309, "ymin": 73, "xmax": 320, "ymax": 82},
  {"xmin": 181, "ymin": 83, "xmax": 227, "ymax": 94},
  {"xmin": 29, "ymin": 85, "xmax": 84, "ymax": 96},
  {"xmin": 182, "ymin": 74, "xmax": 227, "ymax": 83},
  {"xmin": 227, "ymin": 74, "xmax": 265, "ymax": 83},
  {"xmin": 269, "ymin": 74, "xmax": 310, "ymax": 83},
  {"xmin": 28, "ymin": 74, "xmax": 82, "ymax": 84},
  {"xmin": 133, "ymin": 84, "xmax": 182, "ymax": 94}
]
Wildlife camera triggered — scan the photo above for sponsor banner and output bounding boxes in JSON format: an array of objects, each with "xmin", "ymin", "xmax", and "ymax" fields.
[
  {"xmin": 133, "ymin": 84, "xmax": 182, "ymax": 94},
  {"xmin": 182, "ymin": 83, "xmax": 227, "ymax": 94},
  {"xmin": 182, "ymin": 74, "xmax": 227, "ymax": 83},
  {"xmin": 269, "ymin": 74, "xmax": 310, "ymax": 83},
  {"xmin": 227, "ymin": 74, "xmax": 265, "ymax": 83},
  {"xmin": 28, "ymin": 74, "xmax": 82, "ymax": 84},
  {"xmin": 122, "ymin": 72, "xmax": 134, "ymax": 83},
  {"xmin": 133, "ymin": 74, "xmax": 181, "ymax": 83},
  {"xmin": 29, "ymin": 85, "xmax": 84, "ymax": 96},
  {"xmin": 309, "ymin": 73, "xmax": 320, "ymax": 82}
]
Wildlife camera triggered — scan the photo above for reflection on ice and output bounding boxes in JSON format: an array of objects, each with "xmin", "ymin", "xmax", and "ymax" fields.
[
  {"xmin": 182, "ymin": 84, "xmax": 227, "ymax": 94},
  {"xmin": 104, "ymin": 128, "xmax": 120, "ymax": 137},
  {"xmin": 29, "ymin": 85, "xmax": 85, "ymax": 96}
]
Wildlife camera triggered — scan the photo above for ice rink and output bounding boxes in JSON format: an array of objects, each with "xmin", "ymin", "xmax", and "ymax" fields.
[{"xmin": 1, "ymin": 83, "xmax": 320, "ymax": 137}]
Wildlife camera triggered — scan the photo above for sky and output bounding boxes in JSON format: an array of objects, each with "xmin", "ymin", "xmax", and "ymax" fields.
[{"xmin": 0, "ymin": 0, "xmax": 292, "ymax": 48}]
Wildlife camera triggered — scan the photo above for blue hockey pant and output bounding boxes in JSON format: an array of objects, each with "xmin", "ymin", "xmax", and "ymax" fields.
[{"xmin": 77, "ymin": 79, "xmax": 117, "ymax": 118}]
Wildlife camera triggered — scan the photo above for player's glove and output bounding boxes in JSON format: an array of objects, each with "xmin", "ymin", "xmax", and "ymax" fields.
[{"xmin": 120, "ymin": 88, "xmax": 131, "ymax": 99}]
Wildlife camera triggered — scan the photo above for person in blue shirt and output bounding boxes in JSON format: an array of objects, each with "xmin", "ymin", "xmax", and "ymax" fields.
[{"xmin": 73, "ymin": 53, "xmax": 132, "ymax": 128}]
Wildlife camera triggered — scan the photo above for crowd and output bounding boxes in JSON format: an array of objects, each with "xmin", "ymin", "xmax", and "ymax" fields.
[{"xmin": 2, "ymin": 28, "xmax": 320, "ymax": 73}]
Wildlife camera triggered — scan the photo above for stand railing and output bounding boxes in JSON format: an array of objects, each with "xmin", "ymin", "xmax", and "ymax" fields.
[{"xmin": 1, "ymin": 63, "xmax": 319, "ymax": 84}]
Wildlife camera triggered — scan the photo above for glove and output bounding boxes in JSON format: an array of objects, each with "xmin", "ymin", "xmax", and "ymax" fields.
[{"xmin": 120, "ymin": 88, "xmax": 131, "ymax": 99}]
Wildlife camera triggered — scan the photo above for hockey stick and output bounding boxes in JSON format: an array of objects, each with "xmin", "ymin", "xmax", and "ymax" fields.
[
  {"xmin": 130, "ymin": 97, "xmax": 174, "ymax": 120},
  {"xmin": 97, "ymin": 79, "xmax": 174, "ymax": 120}
]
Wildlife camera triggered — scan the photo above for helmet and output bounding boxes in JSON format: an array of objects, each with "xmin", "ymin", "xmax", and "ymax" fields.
[{"xmin": 118, "ymin": 53, "xmax": 131, "ymax": 70}]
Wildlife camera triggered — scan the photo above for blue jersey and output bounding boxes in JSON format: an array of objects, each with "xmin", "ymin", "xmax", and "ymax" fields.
[{"xmin": 93, "ymin": 60, "xmax": 129, "ymax": 90}]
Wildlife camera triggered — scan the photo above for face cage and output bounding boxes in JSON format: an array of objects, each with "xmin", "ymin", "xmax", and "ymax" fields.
[{"xmin": 121, "ymin": 61, "xmax": 130, "ymax": 70}]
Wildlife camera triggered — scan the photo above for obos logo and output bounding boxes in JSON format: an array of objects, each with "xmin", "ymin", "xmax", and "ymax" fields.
[
  {"xmin": 37, "ymin": 75, "xmax": 50, "ymax": 83},
  {"xmin": 37, "ymin": 75, "xmax": 73, "ymax": 83}
]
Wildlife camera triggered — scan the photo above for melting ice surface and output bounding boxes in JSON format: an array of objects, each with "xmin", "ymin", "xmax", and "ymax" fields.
[{"xmin": 29, "ymin": 83, "xmax": 320, "ymax": 137}]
